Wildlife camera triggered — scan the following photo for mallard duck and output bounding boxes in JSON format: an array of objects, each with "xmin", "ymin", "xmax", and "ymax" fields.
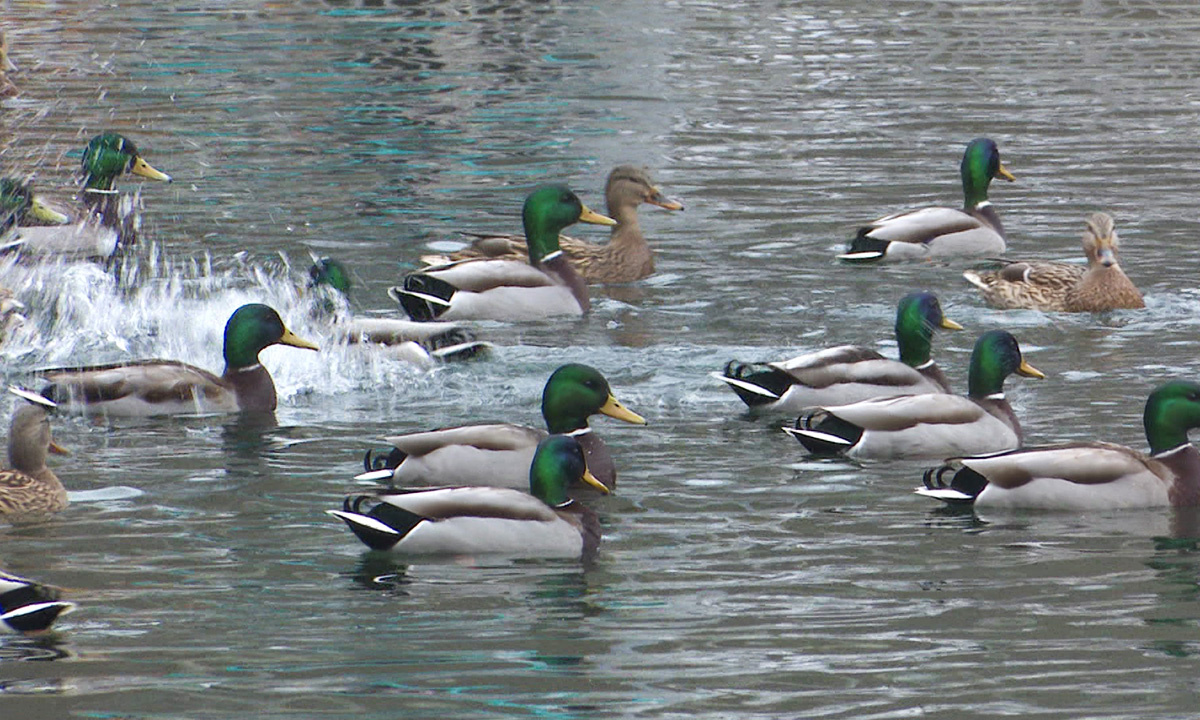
[
  {"xmin": 329, "ymin": 434, "xmax": 608, "ymax": 559},
  {"xmin": 390, "ymin": 184, "xmax": 616, "ymax": 321},
  {"xmin": 784, "ymin": 330, "xmax": 1045, "ymax": 459},
  {"xmin": 839, "ymin": 138, "xmax": 1016, "ymax": 263},
  {"xmin": 423, "ymin": 166, "xmax": 684, "ymax": 283},
  {"xmin": 358, "ymin": 363, "xmax": 646, "ymax": 491},
  {"xmin": 0, "ymin": 569, "xmax": 76, "ymax": 634},
  {"xmin": 0, "ymin": 388, "xmax": 69, "ymax": 519},
  {"xmin": 12, "ymin": 133, "xmax": 171, "ymax": 261},
  {"xmin": 962, "ymin": 212, "xmax": 1145, "ymax": 312},
  {"xmin": 39, "ymin": 303, "xmax": 318, "ymax": 416},
  {"xmin": 919, "ymin": 380, "xmax": 1200, "ymax": 509},
  {"xmin": 1, "ymin": 177, "xmax": 71, "ymax": 241},
  {"xmin": 0, "ymin": 31, "xmax": 18, "ymax": 98},
  {"xmin": 713, "ymin": 292, "xmax": 962, "ymax": 413},
  {"xmin": 307, "ymin": 257, "xmax": 489, "ymax": 365}
]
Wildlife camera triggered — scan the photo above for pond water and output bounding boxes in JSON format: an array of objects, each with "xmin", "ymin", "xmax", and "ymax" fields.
[{"xmin": 3, "ymin": 1, "xmax": 1200, "ymax": 718}]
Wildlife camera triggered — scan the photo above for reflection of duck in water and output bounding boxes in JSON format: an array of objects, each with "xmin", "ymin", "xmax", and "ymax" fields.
[
  {"xmin": 11, "ymin": 133, "xmax": 171, "ymax": 263},
  {"xmin": 307, "ymin": 258, "xmax": 489, "ymax": 365}
]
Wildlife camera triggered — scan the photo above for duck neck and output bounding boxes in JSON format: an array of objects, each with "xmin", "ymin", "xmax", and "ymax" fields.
[
  {"xmin": 221, "ymin": 363, "xmax": 278, "ymax": 413},
  {"xmin": 967, "ymin": 359, "xmax": 1006, "ymax": 399},
  {"xmin": 895, "ymin": 318, "xmax": 934, "ymax": 368}
]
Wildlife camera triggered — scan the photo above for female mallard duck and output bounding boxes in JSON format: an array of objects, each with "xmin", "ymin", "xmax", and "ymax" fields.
[
  {"xmin": 0, "ymin": 388, "xmax": 69, "ymax": 520},
  {"xmin": 12, "ymin": 133, "xmax": 171, "ymax": 262},
  {"xmin": 329, "ymin": 434, "xmax": 609, "ymax": 559},
  {"xmin": 0, "ymin": 31, "xmax": 18, "ymax": 98},
  {"xmin": 919, "ymin": 380, "xmax": 1200, "ymax": 509},
  {"xmin": 390, "ymin": 184, "xmax": 616, "ymax": 321},
  {"xmin": 784, "ymin": 330, "xmax": 1044, "ymax": 459},
  {"xmin": 962, "ymin": 212, "xmax": 1145, "ymax": 312},
  {"xmin": 0, "ymin": 569, "xmax": 76, "ymax": 634},
  {"xmin": 713, "ymin": 292, "xmax": 962, "ymax": 413},
  {"xmin": 307, "ymin": 257, "xmax": 489, "ymax": 365},
  {"xmin": 359, "ymin": 363, "xmax": 646, "ymax": 491},
  {"xmin": 424, "ymin": 166, "xmax": 684, "ymax": 283},
  {"xmin": 839, "ymin": 138, "xmax": 1016, "ymax": 263},
  {"xmin": 39, "ymin": 303, "xmax": 318, "ymax": 416}
]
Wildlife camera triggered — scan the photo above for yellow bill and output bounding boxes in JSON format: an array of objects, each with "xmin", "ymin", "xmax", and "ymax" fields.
[
  {"xmin": 279, "ymin": 328, "xmax": 320, "ymax": 352},
  {"xmin": 1017, "ymin": 360, "xmax": 1045, "ymax": 379},
  {"xmin": 940, "ymin": 317, "xmax": 964, "ymax": 331},
  {"xmin": 599, "ymin": 394, "xmax": 646, "ymax": 425},
  {"xmin": 997, "ymin": 163, "xmax": 1015, "ymax": 182},
  {"xmin": 580, "ymin": 467, "xmax": 610, "ymax": 495},
  {"xmin": 29, "ymin": 198, "xmax": 70, "ymax": 225},
  {"xmin": 130, "ymin": 156, "xmax": 173, "ymax": 183},
  {"xmin": 578, "ymin": 204, "xmax": 617, "ymax": 226}
]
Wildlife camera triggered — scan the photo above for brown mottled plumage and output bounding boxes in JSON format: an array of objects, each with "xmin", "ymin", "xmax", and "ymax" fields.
[
  {"xmin": 0, "ymin": 401, "xmax": 69, "ymax": 520},
  {"xmin": 426, "ymin": 166, "xmax": 683, "ymax": 283},
  {"xmin": 963, "ymin": 212, "xmax": 1144, "ymax": 312}
]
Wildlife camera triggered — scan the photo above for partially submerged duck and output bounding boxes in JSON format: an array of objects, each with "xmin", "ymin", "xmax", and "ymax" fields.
[
  {"xmin": 840, "ymin": 138, "xmax": 1015, "ymax": 263},
  {"xmin": 785, "ymin": 330, "xmax": 1044, "ymax": 459},
  {"xmin": 39, "ymin": 303, "xmax": 318, "ymax": 416},
  {"xmin": 330, "ymin": 434, "xmax": 609, "ymax": 559},
  {"xmin": 391, "ymin": 185, "xmax": 616, "ymax": 322},
  {"xmin": 919, "ymin": 380, "xmax": 1200, "ymax": 509},
  {"xmin": 425, "ymin": 166, "xmax": 683, "ymax": 283},
  {"xmin": 308, "ymin": 257, "xmax": 489, "ymax": 365},
  {"xmin": 714, "ymin": 292, "xmax": 961, "ymax": 413},
  {"xmin": 0, "ymin": 569, "xmax": 76, "ymax": 634},
  {"xmin": 963, "ymin": 212, "xmax": 1144, "ymax": 312},
  {"xmin": 359, "ymin": 363, "xmax": 646, "ymax": 491}
]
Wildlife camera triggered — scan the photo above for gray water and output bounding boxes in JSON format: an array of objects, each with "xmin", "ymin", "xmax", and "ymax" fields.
[{"xmin": 3, "ymin": 1, "xmax": 1200, "ymax": 717}]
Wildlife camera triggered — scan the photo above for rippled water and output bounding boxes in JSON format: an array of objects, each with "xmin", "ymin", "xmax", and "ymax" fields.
[{"xmin": 4, "ymin": 1, "xmax": 1200, "ymax": 717}]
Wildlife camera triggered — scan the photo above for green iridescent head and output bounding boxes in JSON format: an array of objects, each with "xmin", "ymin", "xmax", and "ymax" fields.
[
  {"xmin": 960, "ymin": 138, "xmax": 1014, "ymax": 208},
  {"xmin": 309, "ymin": 258, "xmax": 352, "ymax": 295},
  {"xmin": 0, "ymin": 178, "xmax": 69, "ymax": 232},
  {"xmin": 967, "ymin": 330, "xmax": 1045, "ymax": 398},
  {"xmin": 223, "ymin": 303, "xmax": 319, "ymax": 370},
  {"xmin": 528, "ymin": 434, "xmax": 608, "ymax": 506},
  {"xmin": 521, "ymin": 184, "xmax": 615, "ymax": 263},
  {"xmin": 540, "ymin": 363, "xmax": 646, "ymax": 434},
  {"xmin": 81, "ymin": 133, "xmax": 173, "ymax": 191},
  {"xmin": 1143, "ymin": 381, "xmax": 1200, "ymax": 455},
  {"xmin": 894, "ymin": 292, "xmax": 963, "ymax": 367}
]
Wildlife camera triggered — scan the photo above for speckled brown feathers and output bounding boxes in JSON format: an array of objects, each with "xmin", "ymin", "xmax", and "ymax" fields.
[
  {"xmin": 0, "ymin": 403, "xmax": 68, "ymax": 520},
  {"xmin": 428, "ymin": 166, "xmax": 683, "ymax": 283},
  {"xmin": 964, "ymin": 212, "xmax": 1144, "ymax": 312}
]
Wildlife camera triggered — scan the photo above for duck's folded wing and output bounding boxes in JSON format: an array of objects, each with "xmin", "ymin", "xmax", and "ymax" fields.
[
  {"xmin": 959, "ymin": 442, "xmax": 1161, "ymax": 488},
  {"xmin": 771, "ymin": 346, "xmax": 920, "ymax": 389},
  {"xmin": 827, "ymin": 394, "xmax": 984, "ymax": 431},
  {"xmin": 40, "ymin": 359, "xmax": 228, "ymax": 405},
  {"xmin": 377, "ymin": 486, "xmax": 559, "ymax": 521},
  {"xmin": 862, "ymin": 207, "xmax": 982, "ymax": 244},
  {"xmin": 382, "ymin": 423, "xmax": 544, "ymax": 455},
  {"xmin": 424, "ymin": 258, "xmax": 556, "ymax": 292},
  {"xmin": 994, "ymin": 260, "xmax": 1084, "ymax": 288}
]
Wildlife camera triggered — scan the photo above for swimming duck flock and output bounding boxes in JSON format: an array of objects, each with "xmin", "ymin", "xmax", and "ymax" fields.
[{"xmin": 0, "ymin": 28, "xmax": 1179, "ymax": 643}]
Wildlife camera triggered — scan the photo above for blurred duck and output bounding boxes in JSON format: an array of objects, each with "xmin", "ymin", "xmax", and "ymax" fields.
[
  {"xmin": 963, "ymin": 212, "xmax": 1144, "ymax": 312},
  {"xmin": 359, "ymin": 363, "xmax": 646, "ymax": 491},
  {"xmin": 0, "ymin": 31, "xmax": 18, "ymax": 98},
  {"xmin": 12, "ymin": 133, "xmax": 171, "ymax": 262},
  {"xmin": 307, "ymin": 257, "xmax": 490, "ymax": 365},
  {"xmin": 39, "ymin": 303, "xmax": 317, "ymax": 416},
  {"xmin": 0, "ymin": 569, "xmax": 76, "ymax": 634},
  {"xmin": 714, "ymin": 292, "xmax": 961, "ymax": 413},
  {"xmin": 424, "ymin": 166, "xmax": 683, "ymax": 283},
  {"xmin": 1, "ymin": 177, "xmax": 70, "ymax": 242},
  {"xmin": 390, "ymin": 185, "xmax": 615, "ymax": 322},
  {"xmin": 330, "ymin": 434, "xmax": 608, "ymax": 559},
  {"xmin": 0, "ymin": 388, "xmax": 69, "ymax": 520},
  {"xmin": 839, "ymin": 138, "xmax": 1015, "ymax": 263},
  {"xmin": 785, "ymin": 330, "xmax": 1044, "ymax": 459},
  {"xmin": 920, "ymin": 381, "xmax": 1200, "ymax": 509}
]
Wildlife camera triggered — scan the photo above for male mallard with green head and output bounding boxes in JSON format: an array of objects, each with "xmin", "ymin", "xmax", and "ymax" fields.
[
  {"xmin": 426, "ymin": 166, "xmax": 683, "ymax": 283},
  {"xmin": 715, "ymin": 292, "xmax": 962, "ymax": 413},
  {"xmin": 920, "ymin": 380, "xmax": 1200, "ymax": 509},
  {"xmin": 785, "ymin": 330, "xmax": 1044, "ymax": 459},
  {"xmin": 392, "ymin": 185, "xmax": 615, "ymax": 321},
  {"xmin": 39, "ymin": 304, "xmax": 318, "ymax": 416},
  {"xmin": 840, "ymin": 138, "xmax": 1015, "ymax": 262}
]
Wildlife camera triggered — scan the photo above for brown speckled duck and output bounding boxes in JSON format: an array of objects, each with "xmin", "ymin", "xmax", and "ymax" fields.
[
  {"xmin": 0, "ymin": 389, "xmax": 69, "ymax": 520},
  {"xmin": 424, "ymin": 166, "xmax": 683, "ymax": 283},
  {"xmin": 963, "ymin": 212, "xmax": 1144, "ymax": 312}
]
